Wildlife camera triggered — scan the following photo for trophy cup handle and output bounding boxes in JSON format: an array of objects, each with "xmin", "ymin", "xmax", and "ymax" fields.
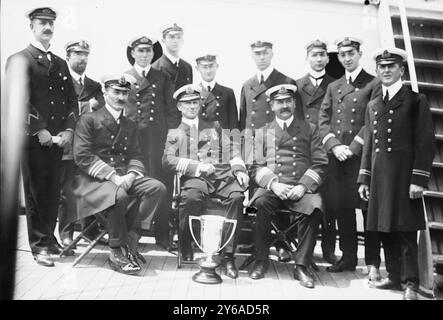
[
  {"xmin": 189, "ymin": 216, "xmax": 204, "ymax": 252},
  {"xmin": 218, "ymin": 219, "xmax": 237, "ymax": 252}
]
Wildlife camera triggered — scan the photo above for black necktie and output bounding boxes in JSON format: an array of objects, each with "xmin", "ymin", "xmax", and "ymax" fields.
[
  {"xmin": 79, "ymin": 77, "xmax": 83, "ymax": 87},
  {"xmin": 283, "ymin": 122, "xmax": 288, "ymax": 131},
  {"xmin": 260, "ymin": 74, "xmax": 264, "ymax": 84},
  {"xmin": 175, "ymin": 61, "xmax": 179, "ymax": 68},
  {"xmin": 207, "ymin": 86, "xmax": 211, "ymax": 92},
  {"xmin": 348, "ymin": 76, "xmax": 354, "ymax": 86},
  {"xmin": 310, "ymin": 75, "xmax": 324, "ymax": 87},
  {"xmin": 384, "ymin": 91, "xmax": 390, "ymax": 104},
  {"xmin": 142, "ymin": 70, "xmax": 146, "ymax": 78}
]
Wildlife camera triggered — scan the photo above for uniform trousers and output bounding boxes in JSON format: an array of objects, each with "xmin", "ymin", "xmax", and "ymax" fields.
[
  {"xmin": 107, "ymin": 177, "xmax": 166, "ymax": 248},
  {"xmin": 22, "ymin": 145, "xmax": 64, "ymax": 253},
  {"xmin": 253, "ymin": 192, "xmax": 322, "ymax": 267}
]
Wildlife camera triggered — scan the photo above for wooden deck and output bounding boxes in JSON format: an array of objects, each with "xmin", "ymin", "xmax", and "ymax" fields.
[{"xmin": 13, "ymin": 215, "xmax": 437, "ymax": 300}]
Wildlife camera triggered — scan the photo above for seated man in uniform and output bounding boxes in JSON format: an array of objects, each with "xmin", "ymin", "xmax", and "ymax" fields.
[
  {"xmin": 73, "ymin": 74, "xmax": 167, "ymax": 275},
  {"xmin": 162, "ymin": 84, "xmax": 249, "ymax": 279},
  {"xmin": 248, "ymin": 84, "xmax": 328, "ymax": 288}
]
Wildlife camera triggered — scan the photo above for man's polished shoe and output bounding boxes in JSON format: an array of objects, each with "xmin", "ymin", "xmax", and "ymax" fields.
[
  {"xmin": 49, "ymin": 243, "xmax": 75, "ymax": 257},
  {"xmin": 367, "ymin": 265, "xmax": 382, "ymax": 282},
  {"xmin": 293, "ymin": 265, "xmax": 315, "ymax": 288},
  {"xmin": 403, "ymin": 287, "xmax": 418, "ymax": 300},
  {"xmin": 33, "ymin": 250, "xmax": 55, "ymax": 267},
  {"xmin": 326, "ymin": 260, "xmax": 356, "ymax": 272},
  {"xmin": 277, "ymin": 247, "xmax": 292, "ymax": 262},
  {"xmin": 369, "ymin": 277, "xmax": 402, "ymax": 291},
  {"xmin": 108, "ymin": 248, "xmax": 141, "ymax": 275},
  {"xmin": 223, "ymin": 255, "xmax": 238, "ymax": 279},
  {"xmin": 322, "ymin": 252, "xmax": 338, "ymax": 265},
  {"xmin": 181, "ymin": 249, "xmax": 194, "ymax": 262},
  {"xmin": 249, "ymin": 260, "xmax": 268, "ymax": 280}
]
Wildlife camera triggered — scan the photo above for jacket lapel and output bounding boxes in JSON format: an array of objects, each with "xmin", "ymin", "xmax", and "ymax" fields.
[
  {"xmin": 26, "ymin": 44, "xmax": 50, "ymax": 69},
  {"xmin": 101, "ymin": 108, "xmax": 120, "ymax": 135},
  {"xmin": 48, "ymin": 55, "xmax": 59, "ymax": 74},
  {"xmin": 301, "ymin": 75, "xmax": 316, "ymax": 98},
  {"xmin": 337, "ymin": 76, "xmax": 355, "ymax": 99},
  {"xmin": 386, "ymin": 85, "xmax": 407, "ymax": 111}
]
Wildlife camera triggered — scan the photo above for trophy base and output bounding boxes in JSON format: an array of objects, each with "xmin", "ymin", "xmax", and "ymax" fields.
[{"xmin": 192, "ymin": 266, "xmax": 222, "ymax": 284}]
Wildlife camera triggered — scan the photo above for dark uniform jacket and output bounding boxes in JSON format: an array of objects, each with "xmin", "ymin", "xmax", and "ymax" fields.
[
  {"xmin": 249, "ymin": 118, "xmax": 328, "ymax": 215},
  {"xmin": 162, "ymin": 120, "xmax": 247, "ymax": 198},
  {"xmin": 6, "ymin": 44, "xmax": 77, "ymax": 145},
  {"xmin": 357, "ymin": 85, "xmax": 435, "ymax": 232},
  {"xmin": 239, "ymin": 69, "xmax": 296, "ymax": 131},
  {"xmin": 199, "ymin": 83, "xmax": 239, "ymax": 129},
  {"xmin": 318, "ymin": 69, "xmax": 381, "ymax": 210},
  {"xmin": 296, "ymin": 73, "xmax": 335, "ymax": 125},
  {"xmin": 152, "ymin": 54, "xmax": 193, "ymax": 91},
  {"xmin": 125, "ymin": 67, "xmax": 180, "ymax": 179},
  {"xmin": 72, "ymin": 106, "xmax": 145, "ymax": 221}
]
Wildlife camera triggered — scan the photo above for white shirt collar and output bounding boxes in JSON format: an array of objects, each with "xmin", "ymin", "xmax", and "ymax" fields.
[
  {"xmin": 275, "ymin": 115, "xmax": 294, "ymax": 130},
  {"xmin": 382, "ymin": 78, "xmax": 403, "ymax": 101},
  {"xmin": 309, "ymin": 69, "xmax": 325, "ymax": 86},
  {"xmin": 68, "ymin": 67, "xmax": 85, "ymax": 83},
  {"xmin": 345, "ymin": 65, "xmax": 363, "ymax": 83},
  {"xmin": 182, "ymin": 117, "xmax": 199, "ymax": 128},
  {"xmin": 105, "ymin": 104, "xmax": 123, "ymax": 121},
  {"xmin": 31, "ymin": 40, "xmax": 50, "ymax": 53},
  {"xmin": 165, "ymin": 50, "xmax": 180, "ymax": 65},
  {"xmin": 257, "ymin": 64, "xmax": 274, "ymax": 83},
  {"xmin": 134, "ymin": 64, "xmax": 151, "ymax": 77},
  {"xmin": 201, "ymin": 80, "xmax": 216, "ymax": 91}
]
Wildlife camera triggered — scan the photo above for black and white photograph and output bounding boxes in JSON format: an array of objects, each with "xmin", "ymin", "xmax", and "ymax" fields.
[{"xmin": 1, "ymin": 0, "xmax": 443, "ymax": 307}]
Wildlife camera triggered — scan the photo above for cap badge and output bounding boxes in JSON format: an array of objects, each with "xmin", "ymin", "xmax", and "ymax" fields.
[
  {"xmin": 382, "ymin": 50, "xmax": 391, "ymax": 58},
  {"xmin": 42, "ymin": 8, "xmax": 52, "ymax": 14},
  {"xmin": 119, "ymin": 76, "xmax": 127, "ymax": 85},
  {"xmin": 278, "ymin": 86, "xmax": 288, "ymax": 94},
  {"xmin": 185, "ymin": 86, "xmax": 194, "ymax": 94}
]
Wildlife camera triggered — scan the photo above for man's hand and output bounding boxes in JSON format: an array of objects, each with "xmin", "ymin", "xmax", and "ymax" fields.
[
  {"xmin": 343, "ymin": 148, "xmax": 354, "ymax": 159},
  {"xmin": 235, "ymin": 171, "xmax": 250, "ymax": 188},
  {"xmin": 409, "ymin": 184, "xmax": 424, "ymax": 200},
  {"xmin": 120, "ymin": 172, "xmax": 137, "ymax": 191},
  {"xmin": 199, "ymin": 163, "xmax": 216, "ymax": 176},
  {"xmin": 332, "ymin": 145, "xmax": 349, "ymax": 162},
  {"xmin": 270, "ymin": 181, "xmax": 293, "ymax": 200},
  {"xmin": 37, "ymin": 129, "xmax": 52, "ymax": 147},
  {"xmin": 287, "ymin": 184, "xmax": 307, "ymax": 201},
  {"xmin": 56, "ymin": 130, "xmax": 73, "ymax": 148},
  {"xmin": 358, "ymin": 184, "xmax": 370, "ymax": 201},
  {"xmin": 109, "ymin": 173, "xmax": 124, "ymax": 187}
]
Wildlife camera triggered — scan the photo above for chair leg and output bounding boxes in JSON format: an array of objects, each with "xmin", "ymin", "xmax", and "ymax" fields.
[{"xmin": 72, "ymin": 230, "xmax": 107, "ymax": 267}]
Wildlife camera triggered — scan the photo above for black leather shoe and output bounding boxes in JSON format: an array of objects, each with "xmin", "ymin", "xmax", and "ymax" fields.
[
  {"xmin": 367, "ymin": 265, "xmax": 382, "ymax": 282},
  {"xmin": 293, "ymin": 265, "xmax": 315, "ymax": 288},
  {"xmin": 224, "ymin": 259, "xmax": 238, "ymax": 279},
  {"xmin": 123, "ymin": 246, "xmax": 144, "ymax": 268},
  {"xmin": 33, "ymin": 250, "xmax": 55, "ymax": 267},
  {"xmin": 49, "ymin": 243, "xmax": 75, "ymax": 257},
  {"xmin": 109, "ymin": 248, "xmax": 141, "ymax": 275},
  {"xmin": 403, "ymin": 287, "xmax": 418, "ymax": 300},
  {"xmin": 249, "ymin": 260, "xmax": 268, "ymax": 280},
  {"xmin": 326, "ymin": 260, "xmax": 356, "ymax": 272},
  {"xmin": 126, "ymin": 243, "xmax": 147, "ymax": 264},
  {"xmin": 322, "ymin": 252, "xmax": 338, "ymax": 265},
  {"xmin": 181, "ymin": 249, "xmax": 194, "ymax": 262},
  {"xmin": 369, "ymin": 277, "xmax": 402, "ymax": 291},
  {"xmin": 277, "ymin": 247, "xmax": 292, "ymax": 262}
]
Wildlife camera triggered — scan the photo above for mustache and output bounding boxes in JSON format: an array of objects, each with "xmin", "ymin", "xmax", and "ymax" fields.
[
  {"xmin": 280, "ymin": 108, "xmax": 291, "ymax": 113},
  {"xmin": 43, "ymin": 30, "xmax": 53, "ymax": 35}
]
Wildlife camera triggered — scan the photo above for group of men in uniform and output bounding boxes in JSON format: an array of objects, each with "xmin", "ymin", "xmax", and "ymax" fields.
[{"xmin": 10, "ymin": 6, "xmax": 435, "ymax": 299}]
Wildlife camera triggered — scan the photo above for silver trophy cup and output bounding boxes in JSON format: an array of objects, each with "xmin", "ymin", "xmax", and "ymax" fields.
[{"xmin": 189, "ymin": 215, "xmax": 237, "ymax": 284}]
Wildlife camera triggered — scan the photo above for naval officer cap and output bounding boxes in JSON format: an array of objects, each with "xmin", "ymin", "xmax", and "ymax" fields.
[
  {"xmin": 126, "ymin": 35, "xmax": 162, "ymax": 65},
  {"xmin": 372, "ymin": 47, "xmax": 408, "ymax": 65},
  {"xmin": 195, "ymin": 54, "xmax": 217, "ymax": 65},
  {"xmin": 334, "ymin": 36, "xmax": 363, "ymax": 51},
  {"xmin": 101, "ymin": 74, "xmax": 136, "ymax": 91},
  {"xmin": 26, "ymin": 7, "xmax": 57, "ymax": 20},
  {"xmin": 173, "ymin": 84, "xmax": 201, "ymax": 102},
  {"xmin": 161, "ymin": 23, "xmax": 184, "ymax": 37},
  {"xmin": 266, "ymin": 84, "xmax": 298, "ymax": 101},
  {"xmin": 65, "ymin": 40, "xmax": 90, "ymax": 54},
  {"xmin": 128, "ymin": 35, "xmax": 157, "ymax": 49},
  {"xmin": 305, "ymin": 39, "xmax": 328, "ymax": 53},
  {"xmin": 250, "ymin": 40, "xmax": 273, "ymax": 52}
]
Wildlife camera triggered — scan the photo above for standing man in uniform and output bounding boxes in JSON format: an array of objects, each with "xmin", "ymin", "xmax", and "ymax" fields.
[
  {"xmin": 358, "ymin": 48, "xmax": 435, "ymax": 300},
  {"xmin": 124, "ymin": 35, "xmax": 179, "ymax": 250},
  {"xmin": 58, "ymin": 39, "xmax": 105, "ymax": 248},
  {"xmin": 73, "ymin": 74, "xmax": 167, "ymax": 275},
  {"xmin": 318, "ymin": 37, "xmax": 382, "ymax": 277},
  {"xmin": 6, "ymin": 7, "xmax": 77, "ymax": 266},
  {"xmin": 195, "ymin": 54, "xmax": 239, "ymax": 129},
  {"xmin": 239, "ymin": 41, "xmax": 296, "ymax": 132},
  {"xmin": 295, "ymin": 39, "xmax": 337, "ymax": 264},
  {"xmin": 152, "ymin": 23, "xmax": 193, "ymax": 91},
  {"xmin": 162, "ymin": 85, "xmax": 249, "ymax": 278},
  {"xmin": 248, "ymin": 84, "xmax": 328, "ymax": 288}
]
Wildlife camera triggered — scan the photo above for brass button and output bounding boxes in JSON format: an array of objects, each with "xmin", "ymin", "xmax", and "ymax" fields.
[
  {"xmin": 49, "ymin": 86, "xmax": 52, "ymax": 90},
  {"xmin": 350, "ymin": 119, "xmax": 355, "ymax": 123},
  {"xmin": 338, "ymin": 89, "xmax": 341, "ymax": 93},
  {"xmin": 292, "ymin": 154, "xmax": 296, "ymax": 158},
  {"xmin": 349, "ymin": 130, "xmax": 352, "ymax": 134},
  {"xmin": 51, "ymin": 116, "xmax": 55, "ymax": 120},
  {"xmin": 387, "ymin": 147, "xmax": 392, "ymax": 152},
  {"xmin": 373, "ymin": 130, "xmax": 378, "ymax": 134},
  {"xmin": 278, "ymin": 163, "xmax": 282, "ymax": 167},
  {"xmin": 152, "ymin": 93, "xmax": 155, "ymax": 97},
  {"xmin": 338, "ymin": 99, "xmax": 342, "ymax": 103},
  {"xmin": 353, "ymin": 98, "xmax": 357, "ymax": 102},
  {"xmin": 292, "ymin": 137, "xmax": 297, "ymax": 140},
  {"xmin": 252, "ymin": 99, "xmax": 256, "ymax": 103},
  {"xmin": 111, "ymin": 135, "xmax": 115, "ymax": 139},
  {"xmin": 388, "ymin": 119, "xmax": 392, "ymax": 123},
  {"xmin": 138, "ymin": 110, "xmax": 141, "ymax": 114},
  {"xmin": 293, "ymin": 162, "xmax": 296, "ymax": 166},
  {"xmin": 251, "ymin": 111, "xmax": 256, "ymax": 115},
  {"xmin": 216, "ymin": 112, "xmax": 219, "ymax": 116},
  {"xmin": 306, "ymin": 115, "xmax": 310, "ymax": 119},
  {"xmin": 389, "ymin": 110, "xmax": 394, "ymax": 114},
  {"xmin": 292, "ymin": 146, "xmax": 296, "ymax": 150},
  {"xmin": 151, "ymin": 101, "xmax": 155, "ymax": 105},
  {"xmin": 352, "ymin": 108, "xmax": 356, "ymax": 113},
  {"xmin": 137, "ymin": 102, "xmax": 141, "ymax": 105},
  {"xmin": 355, "ymin": 88, "xmax": 359, "ymax": 92},
  {"xmin": 266, "ymin": 110, "xmax": 270, "ymax": 115},
  {"xmin": 337, "ymin": 119, "xmax": 341, "ymax": 124},
  {"xmin": 375, "ymin": 148, "xmax": 380, "ymax": 153},
  {"xmin": 387, "ymin": 138, "xmax": 392, "ymax": 143},
  {"xmin": 387, "ymin": 128, "xmax": 392, "ymax": 133},
  {"xmin": 292, "ymin": 172, "xmax": 296, "ymax": 176},
  {"xmin": 150, "ymin": 109, "xmax": 154, "ymax": 113},
  {"xmin": 278, "ymin": 173, "xmax": 283, "ymax": 177},
  {"xmin": 337, "ymin": 109, "xmax": 342, "ymax": 113},
  {"xmin": 374, "ymin": 111, "xmax": 378, "ymax": 115},
  {"xmin": 216, "ymin": 103, "xmax": 220, "ymax": 107},
  {"xmin": 373, "ymin": 120, "xmax": 377, "ymax": 125},
  {"xmin": 276, "ymin": 155, "xmax": 280, "ymax": 159},
  {"xmin": 136, "ymin": 93, "xmax": 140, "ymax": 97},
  {"xmin": 337, "ymin": 130, "xmax": 341, "ymax": 134},
  {"xmin": 110, "ymin": 157, "xmax": 114, "ymax": 161},
  {"xmin": 202, "ymin": 113, "xmax": 206, "ymax": 116},
  {"xmin": 149, "ymin": 117, "xmax": 154, "ymax": 121},
  {"xmin": 152, "ymin": 84, "xmax": 156, "ymax": 88},
  {"xmin": 251, "ymin": 124, "xmax": 255, "ymax": 128},
  {"xmin": 216, "ymin": 96, "xmax": 220, "ymax": 99},
  {"xmin": 50, "ymin": 101, "xmax": 54, "ymax": 105},
  {"xmin": 375, "ymin": 139, "xmax": 379, "ymax": 144}
]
